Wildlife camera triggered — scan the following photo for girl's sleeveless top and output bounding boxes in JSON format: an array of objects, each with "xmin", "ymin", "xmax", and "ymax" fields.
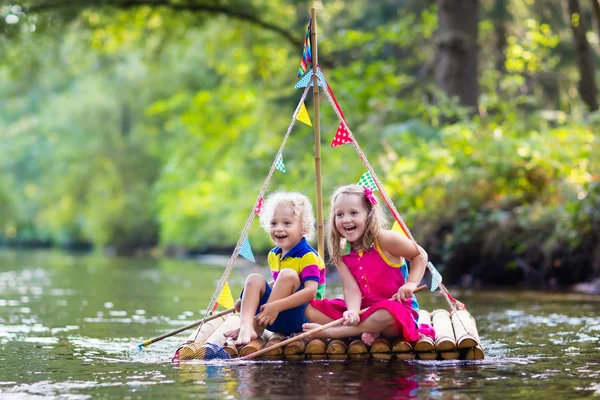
[{"xmin": 310, "ymin": 242, "xmax": 435, "ymax": 343}]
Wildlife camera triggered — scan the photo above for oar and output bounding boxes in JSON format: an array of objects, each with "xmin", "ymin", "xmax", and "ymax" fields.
[
  {"xmin": 137, "ymin": 306, "xmax": 236, "ymax": 350},
  {"xmin": 241, "ymin": 284, "xmax": 428, "ymax": 360}
]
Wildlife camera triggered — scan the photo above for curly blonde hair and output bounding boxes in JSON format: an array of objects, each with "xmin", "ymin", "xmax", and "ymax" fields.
[
  {"xmin": 259, "ymin": 191, "xmax": 316, "ymax": 241},
  {"xmin": 327, "ymin": 184, "xmax": 388, "ymax": 265}
]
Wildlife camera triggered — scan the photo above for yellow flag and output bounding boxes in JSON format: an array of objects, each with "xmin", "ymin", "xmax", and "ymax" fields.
[
  {"xmin": 296, "ymin": 102, "xmax": 312, "ymax": 126},
  {"xmin": 392, "ymin": 221, "xmax": 409, "ymax": 238},
  {"xmin": 217, "ymin": 281, "xmax": 236, "ymax": 309}
]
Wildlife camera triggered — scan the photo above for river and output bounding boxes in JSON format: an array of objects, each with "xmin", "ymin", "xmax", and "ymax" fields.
[{"xmin": 0, "ymin": 249, "xmax": 598, "ymax": 399}]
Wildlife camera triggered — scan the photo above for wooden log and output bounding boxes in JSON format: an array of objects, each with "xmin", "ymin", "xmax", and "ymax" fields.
[
  {"xmin": 392, "ymin": 339, "xmax": 415, "ymax": 360},
  {"xmin": 239, "ymin": 337, "xmax": 265, "ymax": 357},
  {"xmin": 262, "ymin": 332, "xmax": 286, "ymax": 359},
  {"xmin": 305, "ymin": 338, "xmax": 327, "ymax": 360},
  {"xmin": 284, "ymin": 337, "xmax": 306, "ymax": 360},
  {"xmin": 451, "ymin": 309, "xmax": 481, "ymax": 349},
  {"xmin": 179, "ymin": 314, "xmax": 240, "ymax": 360},
  {"xmin": 370, "ymin": 338, "xmax": 392, "ymax": 360},
  {"xmin": 348, "ymin": 339, "xmax": 370, "ymax": 360},
  {"xmin": 222, "ymin": 338, "xmax": 239, "ymax": 358},
  {"xmin": 186, "ymin": 314, "xmax": 227, "ymax": 343},
  {"xmin": 326, "ymin": 339, "xmax": 348, "ymax": 360},
  {"xmin": 464, "ymin": 345, "xmax": 485, "ymax": 360},
  {"xmin": 431, "ymin": 309, "xmax": 459, "ymax": 359},
  {"xmin": 414, "ymin": 310, "xmax": 437, "ymax": 359}
]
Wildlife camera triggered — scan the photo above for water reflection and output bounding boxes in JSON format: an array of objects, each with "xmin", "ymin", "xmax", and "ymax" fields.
[{"xmin": 1, "ymin": 249, "xmax": 600, "ymax": 399}]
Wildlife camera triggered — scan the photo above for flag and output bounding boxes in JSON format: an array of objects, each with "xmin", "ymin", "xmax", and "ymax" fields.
[
  {"xmin": 294, "ymin": 69, "xmax": 325, "ymax": 89},
  {"xmin": 217, "ymin": 281, "xmax": 236, "ymax": 309},
  {"xmin": 275, "ymin": 154, "xmax": 286, "ymax": 173},
  {"xmin": 331, "ymin": 122, "xmax": 353, "ymax": 147},
  {"xmin": 429, "ymin": 262, "xmax": 443, "ymax": 292},
  {"xmin": 357, "ymin": 172, "xmax": 377, "ymax": 190},
  {"xmin": 297, "ymin": 18, "xmax": 312, "ymax": 78},
  {"xmin": 296, "ymin": 103, "xmax": 312, "ymax": 126},
  {"xmin": 254, "ymin": 196, "xmax": 264, "ymax": 215},
  {"xmin": 392, "ymin": 221, "xmax": 409, "ymax": 238},
  {"xmin": 240, "ymin": 236, "xmax": 256, "ymax": 262}
]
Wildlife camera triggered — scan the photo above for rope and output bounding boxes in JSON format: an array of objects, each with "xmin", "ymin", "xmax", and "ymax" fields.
[
  {"xmin": 193, "ymin": 84, "xmax": 313, "ymax": 341},
  {"xmin": 318, "ymin": 67, "xmax": 465, "ymax": 314}
]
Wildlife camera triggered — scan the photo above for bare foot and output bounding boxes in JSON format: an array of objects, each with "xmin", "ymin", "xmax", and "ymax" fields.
[
  {"xmin": 224, "ymin": 328, "xmax": 240, "ymax": 340},
  {"xmin": 235, "ymin": 325, "xmax": 258, "ymax": 345},
  {"xmin": 302, "ymin": 322, "xmax": 328, "ymax": 338},
  {"xmin": 361, "ymin": 332, "xmax": 380, "ymax": 346}
]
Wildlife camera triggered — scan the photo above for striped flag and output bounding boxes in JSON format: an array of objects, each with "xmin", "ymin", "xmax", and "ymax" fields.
[
  {"xmin": 297, "ymin": 18, "xmax": 312, "ymax": 78},
  {"xmin": 240, "ymin": 236, "xmax": 256, "ymax": 262},
  {"xmin": 217, "ymin": 281, "xmax": 236, "ymax": 309}
]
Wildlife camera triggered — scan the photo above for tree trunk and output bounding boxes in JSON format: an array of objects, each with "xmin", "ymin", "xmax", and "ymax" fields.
[
  {"xmin": 492, "ymin": 0, "xmax": 509, "ymax": 74},
  {"xmin": 566, "ymin": 0, "xmax": 599, "ymax": 111},
  {"xmin": 590, "ymin": 0, "xmax": 600, "ymax": 39},
  {"xmin": 434, "ymin": 0, "xmax": 480, "ymax": 111}
]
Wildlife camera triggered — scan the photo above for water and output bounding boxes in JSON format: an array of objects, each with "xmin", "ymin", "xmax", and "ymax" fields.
[{"xmin": 0, "ymin": 249, "xmax": 598, "ymax": 399}]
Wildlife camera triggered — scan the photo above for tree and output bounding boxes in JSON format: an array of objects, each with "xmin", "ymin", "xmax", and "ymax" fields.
[
  {"xmin": 566, "ymin": 0, "xmax": 599, "ymax": 111},
  {"xmin": 434, "ymin": 0, "xmax": 480, "ymax": 111}
]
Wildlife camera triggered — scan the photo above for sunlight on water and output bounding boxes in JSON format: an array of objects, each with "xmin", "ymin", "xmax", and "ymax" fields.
[{"xmin": 0, "ymin": 250, "xmax": 599, "ymax": 399}]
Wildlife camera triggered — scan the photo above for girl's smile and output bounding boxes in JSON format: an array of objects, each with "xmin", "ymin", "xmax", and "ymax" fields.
[{"xmin": 333, "ymin": 194, "xmax": 368, "ymax": 243}]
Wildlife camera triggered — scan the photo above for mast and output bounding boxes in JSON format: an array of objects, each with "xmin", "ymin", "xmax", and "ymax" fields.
[{"xmin": 310, "ymin": 7, "xmax": 325, "ymax": 259}]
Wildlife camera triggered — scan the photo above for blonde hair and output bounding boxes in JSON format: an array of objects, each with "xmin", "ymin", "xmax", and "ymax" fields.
[
  {"xmin": 327, "ymin": 184, "xmax": 388, "ymax": 265},
  {"xmin": 259, "ymin": 191, "xmax": 316, "ymax": 241}
]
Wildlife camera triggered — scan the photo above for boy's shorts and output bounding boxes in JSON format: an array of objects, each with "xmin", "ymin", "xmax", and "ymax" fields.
[{"xmin": 241, "ymin": 281, "xmax": 308, "ymax": 335}]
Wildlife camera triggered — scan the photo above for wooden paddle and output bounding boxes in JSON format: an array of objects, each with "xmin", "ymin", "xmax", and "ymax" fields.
[
  {"xmin": 241, "ymin": 284, "xmax": 428, "ymax": 360},
  {"xmin": 137, "ymin": 306, "xmax": 236, "ymax": 350}
]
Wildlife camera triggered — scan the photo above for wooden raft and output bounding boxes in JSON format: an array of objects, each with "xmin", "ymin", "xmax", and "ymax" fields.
[{"xmin": 178, "ymin": 308, "xmax": 484, "ymax": 361}]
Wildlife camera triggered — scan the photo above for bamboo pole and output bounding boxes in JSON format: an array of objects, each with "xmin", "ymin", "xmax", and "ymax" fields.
[{"xmin": 311, "ymin": 7, "xmax": 324, "ymax": 259}]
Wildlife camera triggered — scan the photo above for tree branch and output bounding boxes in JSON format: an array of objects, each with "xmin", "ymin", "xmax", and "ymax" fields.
[{"xmin": 25, "ymin": 0, "xmax": 301, "ymax": 48}]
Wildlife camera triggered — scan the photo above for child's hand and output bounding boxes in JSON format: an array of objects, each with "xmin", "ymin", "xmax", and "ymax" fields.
[
  {"xmin": 256, "ymin": 302, "xmax": 280, "ymax": 327},
  {"xmin": 396, "ymin": 282, "xmax": 418, "ymax": 302},
  {"xmin": 342, "ymin": 310, "xmax": 360, "ymax": 326},
  {"xmin": 234, "ymin": 299, "xmax": 241, "ymax": 312}
]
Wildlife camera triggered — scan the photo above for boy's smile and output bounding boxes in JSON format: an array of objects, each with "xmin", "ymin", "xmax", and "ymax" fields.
[{"xmin": 269, "ymin": 203, "xmax": 304, "ymax": 255}]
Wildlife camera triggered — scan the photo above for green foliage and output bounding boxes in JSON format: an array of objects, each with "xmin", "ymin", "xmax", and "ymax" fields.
[{"xmin": 0, "ymin": 1, "xmax": 599, "ymax": 286}]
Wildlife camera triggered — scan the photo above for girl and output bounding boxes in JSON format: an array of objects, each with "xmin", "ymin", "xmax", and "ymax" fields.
[
  {"xmin": 226, "ymin": 191, "xmax": 326, "ymax": 345},
  {"xmin": 303, "ymin": 184, "xmax": 434, "ymax": 345}
]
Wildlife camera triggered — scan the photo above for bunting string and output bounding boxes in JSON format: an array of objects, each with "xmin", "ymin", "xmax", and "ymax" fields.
[
  {"xmin": 194, "ymin": 83, "xmax": 313, "ymax": 341},
  {"xmin": 318, "ymin": 68, "xmax": 466, "ymax": 318}
]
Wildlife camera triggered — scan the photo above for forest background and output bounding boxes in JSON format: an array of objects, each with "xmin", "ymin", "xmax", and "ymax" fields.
[{"xmin": 1, "ymin": 0, "xmax": 599, "ymax": 290}]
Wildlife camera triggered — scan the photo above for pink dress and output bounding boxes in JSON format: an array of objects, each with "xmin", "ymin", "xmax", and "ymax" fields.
[{"xmin": 310, "ymin": 242, "xmax": 435, "ymax": 343}]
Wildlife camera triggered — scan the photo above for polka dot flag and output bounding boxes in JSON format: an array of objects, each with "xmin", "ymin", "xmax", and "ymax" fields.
[
  {"xmin": 357, "ymin": 172, "xmax": 377, "ymax": 190},
  {"xmin": 294, "ymin": 69, "xmax": 326, "ymax": 89},
  {"xmin": 331, "ymin": 121, "xmax": 353, "ymax": 147},
  {"xmin": 275, "ymin": 154, "xmax": 286, "ymax": 173},
  {"xmin": 240, "ymin": 236, "xmax": 255, "ymax": 263}
]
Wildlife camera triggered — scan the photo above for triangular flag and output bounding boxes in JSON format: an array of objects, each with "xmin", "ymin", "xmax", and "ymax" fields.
[
  {"xmin": 254, "ymin": 196, "xmax": 264, "ymax": 215},
  {"xmin": 295, "ymin": 70, "xmax": 313, "ymax": 88},
  {"xmin": 275, "ymin": 154, "xmax": 286, "ymax": 173},
  {"xmin": 392, "ymin": 221, "xmax": 410, "ymax": 238},
  {"xmin": 357, "ymin": 172, "xmax": 377, "ymax": 190},
  {"xmin": 296, "ymin": 103, "xmax": 312, "ymax": 126},
  {"xmin": 240, "ymin": 236, "xmax": 256, "ymax": 262},
  {"xmin": 294, "ymin": 69, "xmax": 325, "ymax": 89},
  {"xmin": 428, "ymin": 262, "xmax": 443, "ymax": 292},
  {"xmin": 331, "ymin": 122, "xmax": 353, "ymax": 147},
  {"xmin": 297, "ymin": 18, "xmax": 313, "ymax": 78},
  {"xmin": 217, "ymin": 281, "xmax": 236, "ymax": 309}
]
